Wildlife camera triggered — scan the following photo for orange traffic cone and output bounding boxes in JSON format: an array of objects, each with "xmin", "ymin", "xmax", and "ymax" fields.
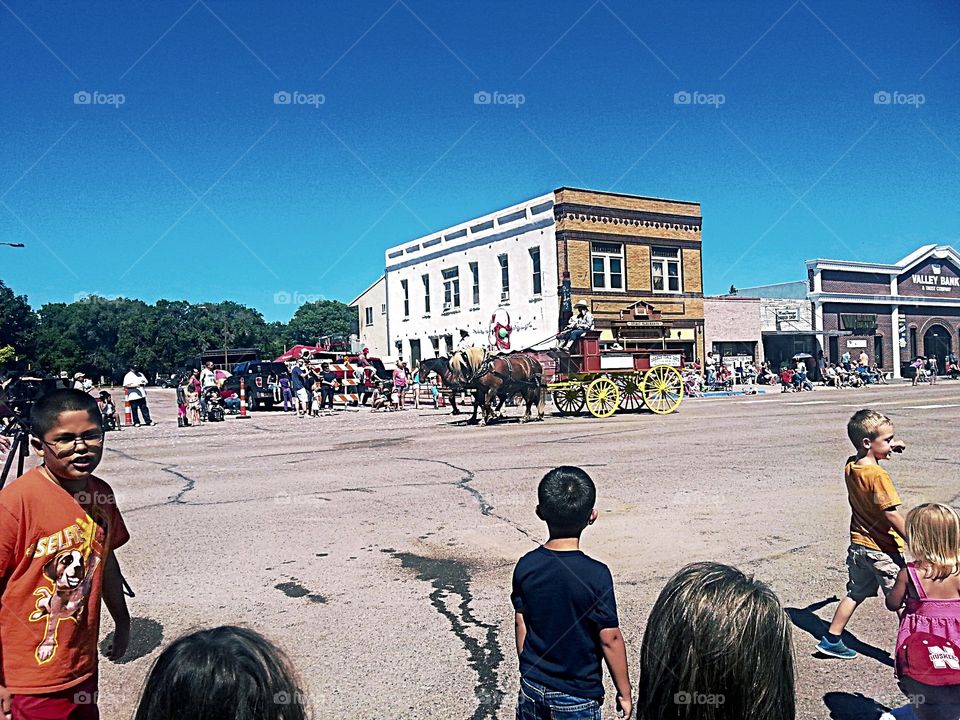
[
  {"xmin": 123, "ymin": 388, "xmax": 133, "ymax": 426},
  {"xmin": 237, "ymin": 377, "xmax": 251, "ymax": 419}
]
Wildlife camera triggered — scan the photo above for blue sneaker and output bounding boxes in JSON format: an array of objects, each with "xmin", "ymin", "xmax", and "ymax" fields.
[{"xmin": 816, "ymin": 636, "xmax": 857, "ymax": 659}]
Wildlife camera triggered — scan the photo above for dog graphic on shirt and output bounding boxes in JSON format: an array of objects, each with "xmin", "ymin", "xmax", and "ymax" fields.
[{"xmin": 29, "ymin": 546, "xmax": 102, "ymax": 663}]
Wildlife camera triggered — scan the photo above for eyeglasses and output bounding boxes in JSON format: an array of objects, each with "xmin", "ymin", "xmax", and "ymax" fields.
[{"xmin": 42, "ymin": 432, "xmax": 104, "ymax": 454}]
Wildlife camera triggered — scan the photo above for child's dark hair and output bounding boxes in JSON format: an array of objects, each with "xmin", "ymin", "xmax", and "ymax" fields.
[
  {"xmin": 30, "ymin": 389, "xmax": 101, "ymax": 438},
  {"xmin": 134, "ymin": 625, "xmax": 307, "ymax": 720},
  {"xmin": 638, "ymin": 562, "xmax": 795, "ymax": 720},
  {"xmin": 537, "ymin": 466, "xmax": 596, "ymax": 532}
]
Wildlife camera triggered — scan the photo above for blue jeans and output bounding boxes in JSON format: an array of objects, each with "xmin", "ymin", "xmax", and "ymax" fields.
[{"xmin": 517, "ymin": 678, "xmax": 601, "ymax": 720}]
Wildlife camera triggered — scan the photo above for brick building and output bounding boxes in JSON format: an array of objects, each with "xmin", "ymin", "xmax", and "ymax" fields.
[
  {"xmin": 809, "ymin": 244, "xmax": 960, "ymax": 378},
  {"xmin": 382, "ymin": 187, "xmax": 704, "ymax": 366},
  {"xmin": 554, "ymin": 188, "xmax": 704, "ymax": 361},
  {"xmin": 704, "ymin": 296, "xmax": 763, "ymax": 365}
]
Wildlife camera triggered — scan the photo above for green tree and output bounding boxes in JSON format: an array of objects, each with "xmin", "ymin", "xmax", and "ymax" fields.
[
  {"xmin": 287, "ymin": 300, "xmax": 356, "ymax": 344},
  {"xmin": 0, "ymin": 279, "xmax": 38, "ymax": 365}
]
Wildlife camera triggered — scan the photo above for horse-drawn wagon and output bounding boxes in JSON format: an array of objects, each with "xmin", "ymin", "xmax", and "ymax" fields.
[
  {"xmin": 530, "ymin": 334, "xmax": 684, "ymax": 418},
  {"xmin": 419, "ymin": 299, "xmax": 686, "ymax": 423}
]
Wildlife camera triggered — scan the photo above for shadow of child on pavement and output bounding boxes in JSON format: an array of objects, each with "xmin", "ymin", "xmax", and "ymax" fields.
[
  {"xmin": 785, "ymin": 596, "xmax": 894, "ymax": 668},
  {"xmin": 823, "ymin": 691, "xmax": 891, "ymax": 720}
]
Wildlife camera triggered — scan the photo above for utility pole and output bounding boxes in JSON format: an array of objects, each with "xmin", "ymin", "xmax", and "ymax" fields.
[{"xmin": 222, "ymin": 314, "xmax": 233, "ymax": 370}]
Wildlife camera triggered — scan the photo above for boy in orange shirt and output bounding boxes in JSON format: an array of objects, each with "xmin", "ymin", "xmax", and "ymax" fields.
[
  {"xmin": 817, "ymin": 408, "xmax": 906, "ymax": 659},
  {"xmin": 0, "ymin": 389, "xmax": 130, "ymax": 719}
]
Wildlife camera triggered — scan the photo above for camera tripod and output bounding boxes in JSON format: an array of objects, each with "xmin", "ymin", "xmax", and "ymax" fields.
[{"xmin": 0, "ymin": 416, "xmax": 31, "ymax": 490}]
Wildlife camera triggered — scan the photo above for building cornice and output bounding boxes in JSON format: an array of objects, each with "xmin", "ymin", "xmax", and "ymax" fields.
[
  {"xmin": 556, "ymin": 209, "xmax": 700, "ymax": 235},
  {"xmin": 554, "ymin": 202, "xmax": 701, "ymax": 229}
]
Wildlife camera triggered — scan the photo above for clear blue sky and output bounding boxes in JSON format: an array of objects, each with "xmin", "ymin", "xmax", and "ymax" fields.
[{"xmin": 1, "ymin": 1, "xmax": 958, "ymax": 321}]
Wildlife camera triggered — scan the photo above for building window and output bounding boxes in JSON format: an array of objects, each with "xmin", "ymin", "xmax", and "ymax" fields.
[
  {"xmin": 429, "ymin": 336, "xmax": 440, "ymax": 357},
  {"xmin": 874, "ymin": 335, "xmax": 883, "ymax": 368},
  {"xmin": 470, "ymin": 262, "xmax": 480, "ymax": 306},
  {"xmin": 499, "ymin": 254, "xmax": 510, "ymax": 301},
  {"xmin": 591, "ymin": 242, "xmax": 624, "ymax": 290},
  {"xmin": 422, "ymin": 274, "xmax": 430, "ymax": 314},
  {"xmin": 442, "ymin": 267, "xmax": 460, "ymax": 310},
  {"xmin": 401, "ymin": 279, "xmax": 409, "ymax": 317},
  {"xmin": 364, "ymin": 307, "xmax": 373, "ymax": 326},
  {"xmin": 909, "ymin": 326, "xmax": 918, "ymax": 358},
  {"xmin": 443, "ymin": 334, "xmax": 453, "ymax": 355},
  {"xmin": 529, "ymin": 247, "xmax": 542, "ymax": 296},
  {"xmin": 652, "ymin": 247, "xmax": 681, "ymax": 293}
]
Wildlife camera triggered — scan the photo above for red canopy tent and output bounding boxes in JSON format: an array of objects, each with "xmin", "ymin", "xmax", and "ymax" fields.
[{"xmin": 273, "ymin": 345, "xmax": 327, "ymax": 363}]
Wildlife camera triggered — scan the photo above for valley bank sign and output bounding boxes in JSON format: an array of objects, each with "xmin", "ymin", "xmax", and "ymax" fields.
[{"xmin": 911, "ymin": 263, "xmax": 960, "ymax": 293}]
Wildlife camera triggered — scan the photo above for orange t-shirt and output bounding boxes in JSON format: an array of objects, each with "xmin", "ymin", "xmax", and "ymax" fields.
[
  {"xmin": 0, "ymin": 468, "xmax": 129, "ymax": 694},
  {"xmin": 845, "ymin": 460, "xmax": 904, "ymax": 554}
]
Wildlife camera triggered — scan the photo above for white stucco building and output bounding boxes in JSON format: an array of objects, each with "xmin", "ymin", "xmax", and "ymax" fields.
[
  {"xmin": 384, "ymin": 192, "xmax": 559, "ymax": 366},
  {"xmin": 349, "ymin": 275, "xmax": 388, "ymax": 358}
]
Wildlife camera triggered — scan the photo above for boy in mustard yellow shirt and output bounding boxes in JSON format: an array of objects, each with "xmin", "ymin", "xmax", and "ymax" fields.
[{"xmin": 818, "ymin": 409, "xmax": 907, "ymax": 659}]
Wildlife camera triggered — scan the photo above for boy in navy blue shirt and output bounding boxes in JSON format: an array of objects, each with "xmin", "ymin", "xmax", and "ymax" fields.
[{"xmin": 512, "ymin": 466, "xmax": 632, "ymax": 719}]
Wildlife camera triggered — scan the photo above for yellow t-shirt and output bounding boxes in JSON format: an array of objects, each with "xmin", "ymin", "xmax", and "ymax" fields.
[{"xmin": 845, "ymin": 460, "xmax": 904, "ymax": 554}]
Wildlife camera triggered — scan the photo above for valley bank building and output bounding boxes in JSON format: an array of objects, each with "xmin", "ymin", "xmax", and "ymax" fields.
[{"xmin": 808, "ymin": 244, "xmax": 960, "ymax": 378}]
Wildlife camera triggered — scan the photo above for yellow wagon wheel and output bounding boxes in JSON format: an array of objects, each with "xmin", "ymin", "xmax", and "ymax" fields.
[
  {"xmin": 640, "ymin": 365, "xmax": 684, "ymax": 415},
  {"xmin": 552, "ymin": 386, "xmax": 586, "ymax": 415},
  {"xmin": 613, "ymin": 373, "xmax": 644, "ymax": 412},
  {"xmin": 585, "ymin": 377, "xmax": 620, "ymax": 418}
]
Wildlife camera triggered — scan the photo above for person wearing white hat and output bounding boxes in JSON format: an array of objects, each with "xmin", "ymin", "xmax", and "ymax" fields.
[
  {"xmin": 559, "ymin": 301, "xmax": 594, "ymax": 351},
  {"xmin": 72, "ymin": 372, "xmax": 86, "ymax": 391}
]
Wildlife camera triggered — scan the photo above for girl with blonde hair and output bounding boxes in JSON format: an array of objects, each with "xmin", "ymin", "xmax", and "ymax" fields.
[{"xmin": 886, "ymin": 503, "xmax": 960, "ymax": 719}]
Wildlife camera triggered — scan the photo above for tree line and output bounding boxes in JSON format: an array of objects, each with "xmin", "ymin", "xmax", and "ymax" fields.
[{"xmin": 0, "ymin": 280, "xmax": 357, "ymax": 381}]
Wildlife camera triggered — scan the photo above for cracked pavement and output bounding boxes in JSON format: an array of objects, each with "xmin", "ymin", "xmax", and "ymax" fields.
[{"xmin": 66, "ymin": 383, "xmax": 960, "ymax": 719}]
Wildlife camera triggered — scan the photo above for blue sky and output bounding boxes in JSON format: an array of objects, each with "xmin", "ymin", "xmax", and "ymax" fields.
[{"xmin": 1, "ymin": 1, "xmax": 958, "ymax": 321}]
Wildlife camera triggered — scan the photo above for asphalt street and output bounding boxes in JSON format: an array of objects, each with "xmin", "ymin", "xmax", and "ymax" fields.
[{"xmin": 72, "ymin": 381, "xmax": 960, "ymax": 719}]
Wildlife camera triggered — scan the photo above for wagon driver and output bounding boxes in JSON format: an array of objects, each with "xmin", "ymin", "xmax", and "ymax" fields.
[{"xmin": 559, "ymin": 300, "xmax": 594, "ymax": 350}]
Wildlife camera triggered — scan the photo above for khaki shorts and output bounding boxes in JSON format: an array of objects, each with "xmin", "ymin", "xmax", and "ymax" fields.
[{"xmin": 845, "ymin": 543, "xmax": 905, "ymax": 602}]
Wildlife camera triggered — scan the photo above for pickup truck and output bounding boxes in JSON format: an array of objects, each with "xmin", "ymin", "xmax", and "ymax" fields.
[{"xmin": 223, "ymin": 360, "xmax": 290, "ymax": 410}]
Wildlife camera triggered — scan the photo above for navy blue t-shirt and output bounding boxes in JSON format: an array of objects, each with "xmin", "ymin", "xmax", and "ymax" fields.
[
  {"xmin": 511, "ymin": 546, "xmax": 619, "ymax": 700},
  {"xmin": 291, "ymin": 366, "xmax": 306, "ymax": 391}
]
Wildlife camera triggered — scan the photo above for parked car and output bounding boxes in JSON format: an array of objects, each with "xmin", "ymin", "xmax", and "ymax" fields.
[
  {"xmin": 223, "ymin": 360, "xmax": 290, "ymax": 410},
  {"xmin": 154, "ymin": 373, "xmax": 181, "ymax": 388}
]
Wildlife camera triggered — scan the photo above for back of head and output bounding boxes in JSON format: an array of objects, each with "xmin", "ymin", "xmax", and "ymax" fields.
[
  {"xmin": 846, "ymin": 408, "xmax": 891, "ymax": 448},
  {"xmin": 30, "ymin": 388, "xmax": 100, "ymax": 438},
  {"xmin": 906, "ymin": 503, "xmax": 960, "ymax": 581},
  {"xmin": 537, "ymin": 466, "xmax": 596, "ymax": 534},
  {"xmin": 134, "ymin": 625, "xmax": 307, "ymax": 720},
  {"xmin": 638, "ymin": 562, "xmax": 795, "ymax": 720}
]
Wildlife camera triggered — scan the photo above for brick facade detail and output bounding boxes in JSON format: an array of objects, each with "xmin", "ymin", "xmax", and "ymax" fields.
[{"xmin": 820, "ymin": 270, "xmax": 891, "ymax": 295}]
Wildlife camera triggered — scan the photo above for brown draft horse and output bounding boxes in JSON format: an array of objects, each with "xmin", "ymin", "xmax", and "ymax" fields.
[
  {"xmin": 418, "ymin": 350, "xmax": 545, "ymax": 425},
  {"xmin": 474, "ymin": 352, "xmax": 546, "ymax": 425}
]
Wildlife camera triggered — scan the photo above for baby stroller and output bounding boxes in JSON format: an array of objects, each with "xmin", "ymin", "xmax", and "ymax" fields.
[
  {"xmin": 204, "ymin": 386, "xmax": 225, "ymax": 422},
  {"xmin": 98, "ymin": 391, "xmax": 119, "ymax": 431}
]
